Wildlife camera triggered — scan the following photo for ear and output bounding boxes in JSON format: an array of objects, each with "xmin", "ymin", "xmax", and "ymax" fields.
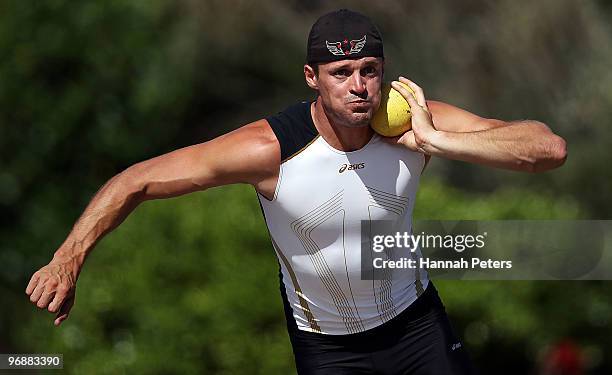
[{"xmin": 304, "ymin": 64, "xmax": 319, "ymax": 90}]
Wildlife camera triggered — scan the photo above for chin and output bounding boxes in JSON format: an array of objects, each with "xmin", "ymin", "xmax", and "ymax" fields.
[
  {"xmin": 327, "ymin": 103, "xmax": 373, "ymax": 128},
  {"xmin": 344, "ymin": 113, "xmax": 372, "ymax": 128},
  {"xmin": 353, "ymin": 109, "xmax": 373, "ymax": 123}
]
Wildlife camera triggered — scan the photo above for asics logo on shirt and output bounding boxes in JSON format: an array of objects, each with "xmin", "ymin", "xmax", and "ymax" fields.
[{"xmin": 339, "ymin": 163, "xmax": 365, "ymax": 173}]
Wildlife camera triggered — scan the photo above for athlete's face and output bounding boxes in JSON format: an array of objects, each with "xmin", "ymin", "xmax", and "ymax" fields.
[{"xmin": 305, "ymin": 57, "xmax": 383, "ymax": 128}]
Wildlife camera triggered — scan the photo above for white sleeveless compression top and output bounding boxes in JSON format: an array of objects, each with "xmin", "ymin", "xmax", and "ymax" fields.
[{"xmin": 259, "ymin": 101, "xmax": 429, "ymax": 335}]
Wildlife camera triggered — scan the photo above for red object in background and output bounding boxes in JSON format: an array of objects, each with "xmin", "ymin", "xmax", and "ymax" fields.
[{"xmin": 541, "ymin": 339, "xmax": 584, "ymax": 375}]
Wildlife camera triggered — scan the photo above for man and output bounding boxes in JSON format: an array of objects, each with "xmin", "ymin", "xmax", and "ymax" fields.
[{"xmin": 26, "ymin": 9, "xmax": 566, "ymax": 375}]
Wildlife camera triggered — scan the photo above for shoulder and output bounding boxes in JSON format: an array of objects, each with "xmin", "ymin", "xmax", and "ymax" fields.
[
  {"xmin": 226, "ymin": 119, "xmax": 278, "ymax": 149},
  {"xmin": 265, "ymin": 101, "xmax": 318, "ymax": 162},
  {"xmin": 228, "ymin": 118, "xmax": 280, "ymax": 165},
  {"xmin": 197, "ymin": 119, "xmax": 279, "ymax": 186},
  {"xmin": 266, "ymin": 101, "xmax": 314, "ymax": 129}
]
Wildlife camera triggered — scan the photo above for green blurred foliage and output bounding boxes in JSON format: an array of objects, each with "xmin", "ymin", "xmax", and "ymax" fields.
[
  {"xmin": 8, "ymin": 182, "xmax": 605, "ymax": 375},
  {"xmin": 1, "ymin": 0, "xmax": 611, "ymax": 374}
]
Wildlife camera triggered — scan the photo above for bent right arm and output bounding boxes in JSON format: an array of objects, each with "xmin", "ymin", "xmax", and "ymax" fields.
[{"xmin": 26, "ymin": 119, "xmax": 280, "ymax": 325}]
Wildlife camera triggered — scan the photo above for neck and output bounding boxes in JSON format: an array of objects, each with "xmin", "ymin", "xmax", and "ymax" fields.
[{"xmin": 311, "ymin": 97, "xmax": 374, "ymax": 152}]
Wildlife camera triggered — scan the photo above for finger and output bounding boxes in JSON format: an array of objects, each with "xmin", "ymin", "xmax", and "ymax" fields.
[
  {"xmin": 37, "ymin": 290, "xmax": 56, "ymax": 309},
  {"xmin": 398, "ymin": 130, "xmax": 416, "ymax": 144},
  {"xmin": 398, "ymin": 77, "xmax": 427, "ymax": 108},
  {"xmin": 398, "ymin": 76, "xmax": 425, "ymax": 105},
  {"xmin": 391, "ymin": 81, "xmax": 420, "ymax": 110},
  {"xmin": 403, "ymin": 92, "xmax": 426, "ymax": 115},
  {"xmin": 54, "ymin": 295, "xmax": 75, "ymax": 326},
  {"xmin": 404, "ymin": 91, "xmax": 418, "ymax": 107},
  {"xmin": 29, "ymin": 281, "xmax": 46, "ymax": 303},
  {"xmin": 48, "ymin": 291, "xmax": 67, "ymax": 313},
  {"xmin": 26, "ymin": 273, "xmax": 40, "ymax": 295}
]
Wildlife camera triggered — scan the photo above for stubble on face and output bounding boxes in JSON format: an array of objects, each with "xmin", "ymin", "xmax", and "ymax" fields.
[
  {"xmin": 316, "ymin": 57, "xmax": 383, "ymax": 129},
  {"xmin": 324, "ymin": 100, "xmax": 372, "ymax": 128}
]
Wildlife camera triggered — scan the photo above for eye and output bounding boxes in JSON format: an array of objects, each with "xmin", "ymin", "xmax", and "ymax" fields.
[
  {"xmin": 362, "ymin": 66, "xmax": 377, "ymax": 76},
  {"xmin": 333, "ymin": 69, "xmax": 350, "ymax": 77}
]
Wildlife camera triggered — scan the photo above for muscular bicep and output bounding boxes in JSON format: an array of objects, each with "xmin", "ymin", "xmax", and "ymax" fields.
[
  {"xmin": 427, "ymin": 100, "xmax": 507, "ymax": 132},
  {"xmin": 125, "ymin": 120, "xmax": 280, "ymax": 200}
]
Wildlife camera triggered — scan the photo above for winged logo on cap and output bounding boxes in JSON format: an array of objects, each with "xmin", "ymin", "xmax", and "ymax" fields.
[{"xmin": 325, "ymin": 35, "xmax": 367, "ymax": 56}]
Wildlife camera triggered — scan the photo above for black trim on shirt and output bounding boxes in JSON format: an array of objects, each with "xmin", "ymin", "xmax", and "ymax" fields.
[{"xmin": 266, "ymin": 101, "xmax": 319, "ymax": 162}]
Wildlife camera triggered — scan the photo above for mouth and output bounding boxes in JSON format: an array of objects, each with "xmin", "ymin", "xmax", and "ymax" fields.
[
  {"xmin": 347, "ymin": 100, "xmax": 371, "ymax": 109},
  {"xmin": 347, "ymin": 101, "xmax": 371, "ymax": 114}
]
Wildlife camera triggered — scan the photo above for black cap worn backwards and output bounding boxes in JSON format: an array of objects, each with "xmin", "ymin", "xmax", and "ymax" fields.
[{"xmin": 307, "ymin": 9, "xmax": 384, "ymax": 65}]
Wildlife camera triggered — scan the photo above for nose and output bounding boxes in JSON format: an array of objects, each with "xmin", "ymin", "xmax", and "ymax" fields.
[{"xmin": 348, "ymin": 71, "xmax": 367, "ymax": 97}]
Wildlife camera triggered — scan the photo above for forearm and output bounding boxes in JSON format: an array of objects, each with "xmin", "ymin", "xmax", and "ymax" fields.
[
  {"xmin": 53, "ymin": 169, "xmax": 144, "ymax": 272},
  {"xmin": 422, "ymin": 121, "xmax": 567, "ymax": 172}
]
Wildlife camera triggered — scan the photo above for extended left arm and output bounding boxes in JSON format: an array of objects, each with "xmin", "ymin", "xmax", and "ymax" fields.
[{"xmin": 390, "ymin": 77, "xmax": 567, "ymax": 173}]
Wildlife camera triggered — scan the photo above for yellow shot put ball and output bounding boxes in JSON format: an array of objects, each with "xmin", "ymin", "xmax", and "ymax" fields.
[{"xmin": 371, "ymin": 82, "xmax": 415, "ymax": 137}]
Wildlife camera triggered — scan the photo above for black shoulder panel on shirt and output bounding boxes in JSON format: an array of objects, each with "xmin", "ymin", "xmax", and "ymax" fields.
[{"xmin": 266, "ymin": 101, "xmax": 319, "ymax": 162}]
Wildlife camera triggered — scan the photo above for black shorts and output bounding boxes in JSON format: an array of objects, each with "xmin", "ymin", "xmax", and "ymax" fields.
[{"xmin": 285, "ymin": 283, "xmax": 476, "ymax": 375}]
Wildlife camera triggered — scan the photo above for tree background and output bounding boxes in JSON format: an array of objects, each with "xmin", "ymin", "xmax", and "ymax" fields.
[{"xmin": 1, "ymin": 0, "xmax": 611, "ymax": 374}]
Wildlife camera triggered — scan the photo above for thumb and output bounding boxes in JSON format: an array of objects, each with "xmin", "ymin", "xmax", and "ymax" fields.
[
  {"xmin": 54, "ymin": 294, "xmax": 75, "ymax": 326},
  {"xmin": 398, "ymin": 130, "xmax": 419, "ymax": 151}
]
